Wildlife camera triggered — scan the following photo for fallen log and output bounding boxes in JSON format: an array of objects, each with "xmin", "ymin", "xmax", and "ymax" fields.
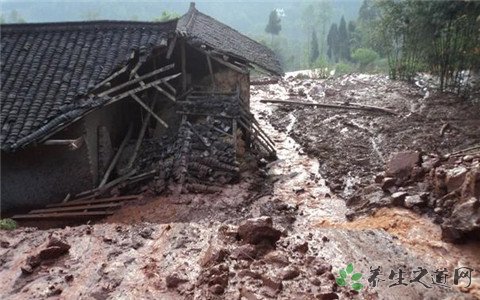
[{"xmin": 260, "ymin": 99, "xmax": 398, "ymax": 115}]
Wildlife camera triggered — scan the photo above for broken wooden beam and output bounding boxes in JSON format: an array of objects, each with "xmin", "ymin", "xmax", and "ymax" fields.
[
  {"xmin": 43, "ymin": 136, "xmax": 84, "ymax": 150},
  {"xmin": 47, "ymin": 195, "xmax": 140, "ymax": 208},
  {"xmin": 125, "ymin": 101, "xmax": 156, "ymax": 172},
  {"xmin": 181, "ymin": 39, "xmax": 187, "ymax": 91},
  {"xmin": 98, "ymin": 64, "xmax": 175, "ymax": 97},
  {"xmin": 131, "ymin": 94, "xmax": 169, "ymax": 128},
  {"xmin": 29, "ymin": 203, "xmax": 122, "ymax": 214},
  {"xmin": 99, "ymin": 123, "xmax": 133, "ymax": 188},
  {"xmin": 12, "ymin": 211, "xmax": 113, "ymax": 220},
  {"xmin": 260, "ymin": 99, "xmax": 398, "ymax": 115},
  {"xmin": 105, "ymin": 73, "xmax": 181, "ymax": 106},
  {"xmin": 154, "ymin": 84, "xmax": 176, "ymax": 102}
]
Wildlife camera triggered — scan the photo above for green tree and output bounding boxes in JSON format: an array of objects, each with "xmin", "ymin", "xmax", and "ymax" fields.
[
  {"xmin": 351, "ymin": 48, "xmax": 379, "ymax": 71},
  {"xmin": 265, "ymin": 9, "xmax": 282, "ymax": 41},
  {"xmin": 154, "ymin": 11, "xmax": 180, "ymax": 22},
  {"xmin": 338, "ymin": 16, "xmax": 351, "ymax": 61},
  {"xmin": 310, "ymin": 30, "xmax": 320, "ymax": 65},
  {"xmin": 327, "ymin": 23, "xmax": 339, "ymax": 62}
]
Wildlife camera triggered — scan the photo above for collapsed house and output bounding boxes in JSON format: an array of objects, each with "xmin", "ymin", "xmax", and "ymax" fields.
[{"xmin": 0, "ymin": 3, "xmax": 282, "ymax": 215}]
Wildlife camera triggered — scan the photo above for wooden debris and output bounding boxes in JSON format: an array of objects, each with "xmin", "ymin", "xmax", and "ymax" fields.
[
  {"xmin": 131, "ymin": 94, "xmax": 169, "ymax": 128},
  {"xmin": 12, "ymin": 211, "xmax": 113, "ymax": 220},
  {"xmin": 99, "ymin": 124, "xmax": 133, "ymax": 188},
  {"xmin": 98, "ymin": 64, "xmax": 175, "ymax": 97},
  {"xmin": 250, "ymin": 78, "xmax": 279, "ymax": 85},
  {"xmin": 29, "ymin": 203, "xmax": 122, "ymax": 214},
  {"xmin": 260, "ymin": 99, "xmax": 398, "ymax": 115},
  {"xmin": 47, "ymin": 195, "xmax": 140, "ymax": 208}
]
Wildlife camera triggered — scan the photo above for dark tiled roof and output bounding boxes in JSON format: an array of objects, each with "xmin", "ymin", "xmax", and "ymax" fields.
[
  {"xmin": 1, "ymin": 20, "xmax": 176, "ymax": 151},
  {"xmin": 178, "ymin": 4, "xmax": 283, "ymax": 76},
  {"xmin": 1, "ymin": 6, "xmax": 282, "ymax": 151}
]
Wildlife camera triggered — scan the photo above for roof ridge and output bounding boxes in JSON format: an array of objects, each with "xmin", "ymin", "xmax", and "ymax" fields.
[{"xmin": 0, "ymin": 20, "xmax": 178, "ymax": 33}]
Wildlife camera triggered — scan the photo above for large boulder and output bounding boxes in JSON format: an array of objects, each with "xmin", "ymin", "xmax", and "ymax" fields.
[
  {"xmin": 386, "ymin": 151, "xmax": 421, "ymax": 181},
  {"xmin": 237, "ymin": 217, "xmax": 282, "ymax": 245}
]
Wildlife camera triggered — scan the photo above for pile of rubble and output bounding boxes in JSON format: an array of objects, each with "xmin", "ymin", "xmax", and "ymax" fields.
[
  {"xmin": 164, "ymin": 216, "xmax": 355, "ymax": 299},
  {"xmin": 347, "ymin": 150, "xmax": 480, "ymax": 242},
  {"xmin": 95, "ymin": 92, "xmax": 271, "ymax": 198}
]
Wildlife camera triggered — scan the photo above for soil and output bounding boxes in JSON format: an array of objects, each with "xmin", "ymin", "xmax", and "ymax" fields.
[{"xmin": 1, "ymin": 72, "xmax": 479, "ymax": 300}]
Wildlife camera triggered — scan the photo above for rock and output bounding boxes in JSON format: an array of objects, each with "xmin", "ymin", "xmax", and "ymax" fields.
[
  {"xmin": 201, "ymin": 245, "xmax": 229, "ymax": 267},
  {"xmin": 20, "ymin": 265, "xmax": 34, "ymax": 275},
  {"xmin": 238, "ymin": 217, "xmax": 282, "ymax": 245},
  {"xmin": 386, "ymin": 151, "xmax": 421, "ymax": 180},
  {"xmin": 281, "ymin": 266, "xmax": 300, "ymax": 280},
  {"xmin": 381, "ymin": 177, "xmax": 396, "ymax": 192},
  {"xmin": 210, "ymin": 284, "xmax": 225, "ymax": 295},
  {"xmin": 314, "ymin": 263, "xmax": 332, "ymax": 276},
  {"xmin": 442, "ymin": 197, "xmax": 480, "ymax": 242},
  {"xmin": 263, "ymin": 250, "xmax": 290, "ymax": 266},
  {"xmin": 374, "ymin": 173, "xmax": 384, "ymax": 184},
  {"xmin": 261, "ymin": 275, "xmax": 283, "ymax": 292},
  {"xmin": 238, "ymin": 269, "xmax": 261, "ymax": 279},
  {"xmin": 293, "ymin": 241, "xmax": 308, "ymax": 254},
  {"xmin": 139, "ymin": 227, "xmax": 154, "ymax": 239},
  {"xmin": 38, "ymin": 238, "xmax": 70, "ymax": 260},
  {"xmin": 298, "ymin": 88, "xmax": 306, "ymax": 97},
  {"xmin": 166, "ymin": 273, "xmax": 188, "ymax": 288},
  {"xmin": 463, "ymin": 155, "xmax": 473, "ymax": 162},
  {"xmin": 230, "ymin": 244, "xmax": 257, "ymax": 261},
  {"xmin": 324, "ymin": 88, "xmax": 336, "ymax": 97},
  {"xmin": 317, "ymin": 292, "xmax": 339, "ymax": 300},
  {"xmin": 240, "ymin": 287, "xmax": 259, "ymax": 300},
  {"xmin": 422, "ymin": 157, "xmax": 441, "ymax": 171},
  {"xmin": 404, "ymin": 195, "xmax": 425, "ymax": 208},
  {"xmin": 391, "ymin": 191, "xmax": 408, "ymax": 205},
  {"xmin": 445, "ymin": 166, "xmax": 468, "ymax": 192}
]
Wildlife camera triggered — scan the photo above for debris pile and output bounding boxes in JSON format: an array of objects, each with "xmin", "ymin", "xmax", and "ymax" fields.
[
  {"xmin": 347, "ymin": 150, "xmax": 480, "ymax": 242},
  {"xmin": 166, "ymin": 217, "xmax": 355, "ymax": 299}
]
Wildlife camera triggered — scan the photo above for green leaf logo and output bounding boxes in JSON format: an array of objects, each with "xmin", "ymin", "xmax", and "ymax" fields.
[{"xmin": 336, "ymin": 263, "xmax": 364, "ymax": 291}]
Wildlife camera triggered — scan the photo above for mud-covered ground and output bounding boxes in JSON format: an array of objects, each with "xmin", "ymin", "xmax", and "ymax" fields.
[
  {"xmin": 1, "ymin": 72, "xmax": 479, "ymax": 300},
  {"xmin": 262, "ymin": 73, "xmax": 480, "ymax": 196}
]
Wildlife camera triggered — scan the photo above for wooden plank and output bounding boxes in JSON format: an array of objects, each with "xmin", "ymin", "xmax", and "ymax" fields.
[
  {"xmin": 163, "ymin": 81, "xmax": 177, "ymax": 95},
  {"xmin": 181, "ymin": 39, "xmax": 187, "ymax": 91},
  {"xmin": 98, "ymin": 64, "xmax": 175, "ymax": 97},
  {"xmin": 47, "ymin": 195, "xmax": 140, "ymax": 208},
  {"xmin": 154, "ymin": 85, "xmax": 176, "ymax": 102},
  {"xmin": 260, "ymin": 99, "xmax": 398, "ymax": 115},
  {"xmin": 12, "ymin": 211, "xmax": 114, "ymax": 220},
  {"xmin": 91, "ymin": 64, "xmax": 129, "ymax": 92},
  {"xmin": 124, "ymin": 101, "xmax": 156, "ymax": 171},
  {"xmin": 131, "ymin": 94, "xmax": 169, "ymax": 128},
  {"xmin": 99, "ymin": 124, "xmax": 133, "ymax": 188},
  {"xmin": 209, "ymin": 54, "xmax": 248, "ymax": 74},
  {"xmin": 105, "ymin": 73, "xmax": 181, "ymax": 106},
  {"xmin": 30, "ymin": 203, "xmax": 122, "ymax": 214},
  {"xmin": 206, "ymin": 54, "xmax": 216, "ymax": 90}
]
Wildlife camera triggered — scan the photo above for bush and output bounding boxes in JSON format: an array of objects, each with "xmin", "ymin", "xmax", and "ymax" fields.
[
  {"xmin": 335, "ymin": 62, "xmax": 355, "ymax": 75},
  {"xmin": 352, "ymin": 48, "xmax": 379, "ymax": 71},
  {"xmin": 0, "ymin": 218, "xmax": 17, "ymax": 230}
]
